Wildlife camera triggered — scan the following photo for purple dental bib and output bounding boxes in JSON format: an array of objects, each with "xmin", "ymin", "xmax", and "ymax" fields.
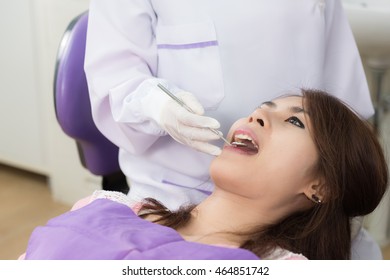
[{"xmin": 24, "ymin": 199, "xmax": 259, "ymax": 260}]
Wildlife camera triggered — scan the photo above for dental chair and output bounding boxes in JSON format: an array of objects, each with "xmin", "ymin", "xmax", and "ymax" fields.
[
  {"xmin": 53, "ymin": 11, "xmax": 129, "ymax": 194},
  {"xmin": 53, "ymin": 11, "xmax": 383, "ymax": 259}
]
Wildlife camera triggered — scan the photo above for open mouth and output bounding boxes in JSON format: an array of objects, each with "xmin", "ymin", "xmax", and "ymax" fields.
[{"xmin": 231, "ymin": 133, "xmax": 259, "ymax": 154}]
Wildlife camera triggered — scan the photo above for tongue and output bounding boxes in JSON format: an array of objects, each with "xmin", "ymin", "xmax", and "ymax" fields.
[{"xmin": 238, "ymin": 140, "xmax": 258, "ymax": 154}]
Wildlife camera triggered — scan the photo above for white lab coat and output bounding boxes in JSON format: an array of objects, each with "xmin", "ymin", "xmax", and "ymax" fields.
[{"xmin": 84, "ymin": 0, "xmax": 374, "ymax": 208}]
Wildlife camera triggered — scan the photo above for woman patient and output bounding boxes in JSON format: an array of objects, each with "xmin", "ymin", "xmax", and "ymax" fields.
[{"xmin": 20, "ymin": 89, "xmax": 388, "ymax": 260}]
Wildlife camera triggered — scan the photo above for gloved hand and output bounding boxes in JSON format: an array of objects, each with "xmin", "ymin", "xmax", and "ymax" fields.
[
  {"xmin": 143, "ymin": 87, "xmax": 222, "ymax": 156},
  {"xmin": 160, "ymin": 91, "xmax": 222, "ymax": 155}
]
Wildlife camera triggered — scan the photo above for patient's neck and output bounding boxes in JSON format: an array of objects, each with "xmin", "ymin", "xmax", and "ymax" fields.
[{"xmin": 177, "ymin": 189, "xmax": 273, "ymax": 246}]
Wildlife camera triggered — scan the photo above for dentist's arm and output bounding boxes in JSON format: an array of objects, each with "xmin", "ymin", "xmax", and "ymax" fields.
[{"xmin": 85, "ymin": 0, "xmax": 221, "ymax": 155}]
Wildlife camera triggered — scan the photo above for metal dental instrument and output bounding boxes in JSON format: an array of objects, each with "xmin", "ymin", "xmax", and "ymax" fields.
[{"xmin": 157, "ymin": 83, "xmax": 240, "ymax": 146}]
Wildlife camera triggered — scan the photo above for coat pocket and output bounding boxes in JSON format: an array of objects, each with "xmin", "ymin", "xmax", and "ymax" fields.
[{"xmin": 156, "ymin": 21, "xmax": 224, "ymax": 109}]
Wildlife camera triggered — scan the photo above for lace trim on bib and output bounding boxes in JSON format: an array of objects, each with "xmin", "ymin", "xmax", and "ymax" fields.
[
  {"xmin": 90, "ymin": 190, "xmax": 134, "ymax": 209},
  {"xmin": 266, "ymin": 247, "xmax": 307, "ymax": 260}
]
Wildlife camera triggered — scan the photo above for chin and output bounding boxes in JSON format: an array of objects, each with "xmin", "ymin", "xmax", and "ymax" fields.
[
  {"xmin": 209, "ymin": 157, "xmax": 239, "ymax": 189},
  {"xmin": 209, "ymin": 157, "xmax": 226, "ymax": 186},
  {"xmin": 209, "ymin": 158, "xmax": 219, "ymax": 180}
]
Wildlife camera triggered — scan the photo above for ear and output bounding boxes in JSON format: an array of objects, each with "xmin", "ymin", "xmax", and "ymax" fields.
[{"xmin": 303, "ymin": 180, "xmax": 326, "ymax": 204}]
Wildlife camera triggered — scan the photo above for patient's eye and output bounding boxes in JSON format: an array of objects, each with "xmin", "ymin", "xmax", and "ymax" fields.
[{"xmin": 285, "ymin": 116, "xmax": 305, "ymax": 129}]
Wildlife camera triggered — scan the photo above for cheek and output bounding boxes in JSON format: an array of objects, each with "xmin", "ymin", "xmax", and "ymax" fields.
[{"xmin": 263, "ymin": 139, "xmax": 318, "ymax": 185}]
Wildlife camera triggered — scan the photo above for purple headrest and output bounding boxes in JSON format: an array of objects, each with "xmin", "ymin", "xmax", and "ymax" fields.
[{"xmin": 54, "ymin": 12, "xmax": 120, "ymax": 176}]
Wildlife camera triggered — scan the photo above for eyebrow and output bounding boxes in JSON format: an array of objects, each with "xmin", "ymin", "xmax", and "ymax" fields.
[
  {"xmin": 261, "ymin": 101, "xmax": 276, "ymax": 108},
  {"xmin": 260, "ymin": 101, "xmax": 309, "ymax": 115}
]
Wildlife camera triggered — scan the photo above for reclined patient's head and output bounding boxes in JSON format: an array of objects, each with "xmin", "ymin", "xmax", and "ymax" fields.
[{"xmin": 210, "ymin": 89, "xmax": 388, "ymax": 224}]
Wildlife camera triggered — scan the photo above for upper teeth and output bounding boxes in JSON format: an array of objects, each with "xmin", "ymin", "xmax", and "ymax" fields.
[{"xmin": 234, "ymin": 134, "xmax": 259, "ymax": 149}]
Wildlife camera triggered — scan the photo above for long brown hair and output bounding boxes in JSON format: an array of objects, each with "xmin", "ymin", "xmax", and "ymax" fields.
[{"xmin": 139, "ymin": 89, "xmax": 388, "ymax": 259}]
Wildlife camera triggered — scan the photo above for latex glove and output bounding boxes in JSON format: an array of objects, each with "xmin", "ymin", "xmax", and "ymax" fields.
[
  {"xmin": 160, "ymin": 91, "xmax": 222, "ymax": 155},
  {"xmin": 144, "ymin": 88, "xmax": 222, "ymax": 156}
]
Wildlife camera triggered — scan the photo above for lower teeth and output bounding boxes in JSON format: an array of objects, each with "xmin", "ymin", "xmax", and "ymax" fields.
[{"xmin": 231, "ymin": 142, "xmax": 247, "ymax": 147}]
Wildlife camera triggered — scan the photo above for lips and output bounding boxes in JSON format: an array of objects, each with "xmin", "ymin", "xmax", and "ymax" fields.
[{"xmin": 231, "ymin": 128, "xmax": 259, "ymax": 154}]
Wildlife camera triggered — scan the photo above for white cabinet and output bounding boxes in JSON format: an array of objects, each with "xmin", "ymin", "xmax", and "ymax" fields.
[
  {"xmin": 0, "ymin": 0, "xmax": 47, "ymax": 174},
  {"xmin": 0, "ymin": 0, "xmax": 98, "ymax": 204}
]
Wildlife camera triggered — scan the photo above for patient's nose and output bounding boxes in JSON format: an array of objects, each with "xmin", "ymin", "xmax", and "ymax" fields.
[{"xmin": 248, "ymin": 115, "xmax": 265, "ymax": 127}]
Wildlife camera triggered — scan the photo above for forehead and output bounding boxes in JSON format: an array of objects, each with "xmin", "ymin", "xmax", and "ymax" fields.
[
  {"xmin": 272, "ymin": 95, "xmax": 303, "ymax": 106},
  {"xmin": 260, "ymin": 95, "xmax": 306, "ymax": 113}
]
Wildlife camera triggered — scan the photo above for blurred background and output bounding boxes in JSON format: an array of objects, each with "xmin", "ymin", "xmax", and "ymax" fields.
[{"xmin": 0, "ymin": 0, "xmax": 389, "ymax": 259}]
